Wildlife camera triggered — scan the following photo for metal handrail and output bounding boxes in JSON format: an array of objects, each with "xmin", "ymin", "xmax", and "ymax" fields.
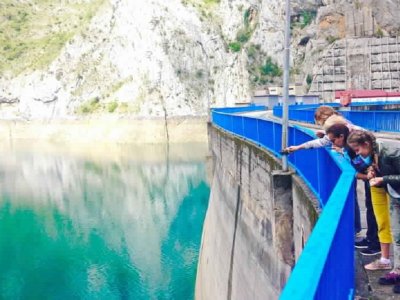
[{"xmin": 273, "ymin": 103, "xmax": 400, "ymax": 132}]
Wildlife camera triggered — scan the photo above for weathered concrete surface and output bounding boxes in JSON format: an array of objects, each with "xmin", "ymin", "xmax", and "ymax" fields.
[{"xmin": 196, "ymin": 126, "xmax": 319, "ymax": 299}]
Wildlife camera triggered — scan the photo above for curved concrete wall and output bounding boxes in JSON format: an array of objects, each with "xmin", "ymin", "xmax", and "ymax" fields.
[{"xmin": 195, "ymin": 126, "xmax": 320, "ymax": 299}]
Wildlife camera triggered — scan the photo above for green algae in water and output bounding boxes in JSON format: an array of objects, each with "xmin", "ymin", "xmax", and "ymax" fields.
[{"xmin": 0, "ymin": 143, "xmax": 210, "ymax": 299}]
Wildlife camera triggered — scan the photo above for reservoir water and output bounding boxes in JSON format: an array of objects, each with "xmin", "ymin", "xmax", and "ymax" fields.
[{"xmin": 0, "ymin": 142, "xmax": 210, "ymax": 299}]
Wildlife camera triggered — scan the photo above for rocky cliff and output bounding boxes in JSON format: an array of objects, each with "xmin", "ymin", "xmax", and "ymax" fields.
[{"xmin": 0, "ymin": 0, "xmax": 399, "ymax": 120}]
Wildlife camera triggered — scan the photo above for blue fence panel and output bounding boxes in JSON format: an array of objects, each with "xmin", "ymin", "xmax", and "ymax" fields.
[
  {"xmin": 212, "ymin": 105, "xmax": 355, "ymax": 300},
  {"xmin": 316, "ymin": 148, "xmax": 342, "ymax": 205},
  {"xmin": 290, "ymin": 109, "xmax": 315, "ymax": 123},
  {"xmin": 232, "ymin": 116, "xmax": 244, "ymax": 136},
  {"xmin": 374, "ymin": 111, "xmax": 400, "ymax": 132},
  {"xmin": 340, "ymin": 111, "xmax": 376, "ymax": 130},
  {"xmin": 315, "ymin": 183, "xmax": 355, "ymax": 300},
  {"xmin": 258, "ymin": 120, "xmax": 276, "ymax": 151},
  {"xmin": 273, "ymin": 122, "xmax": 283, "ymax": 154},
  {"xmin": 287, "ymin": 127, "xmax": 321, "ymax": 202},
  {"xmin": 273, "ymin": 106, "xmax": 283, "ymax": 118},
  {"xmin": 243, "ymin": 117, "xmax": 259, "ymax": 143},
  {"xmin": 285, "ymin": 126, "xmax": 342, "ymax": 206},
  {"xmin": 280, "ymin": 167, "xmax": 355, "ymax": 299}
]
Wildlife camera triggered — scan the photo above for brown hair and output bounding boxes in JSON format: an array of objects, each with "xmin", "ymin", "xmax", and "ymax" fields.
[
  {"xmin": 326, "ymin": 123, "xmax": 350, "ymax": 140},
  {"xmin": 347, "ymin": 130, "xmax": 378, "ymax": 153},
  {"xmin": 314, "ymin": 106, "xmax": 339, "ymax": 125}
]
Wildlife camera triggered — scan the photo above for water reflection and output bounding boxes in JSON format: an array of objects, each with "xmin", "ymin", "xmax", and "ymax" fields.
[{"xmin": 0, "ymin": 143, "xmax": 210, "ymax": 299}]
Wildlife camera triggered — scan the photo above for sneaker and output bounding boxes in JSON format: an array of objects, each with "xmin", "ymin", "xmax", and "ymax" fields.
[
  {"xmin": 355, "ymin": 238, "xmax": 369, "ymax": 249},
  {"xmin": 360, "ymin": 247, "xmax": 381, "ymax": 256},
  {"xmin": 365, "ymin": 259, "xmax": 391, "ymax": 271},
  {"xmin": 379, "ymin": 272, "xmax": 400, "ymax": 285}
]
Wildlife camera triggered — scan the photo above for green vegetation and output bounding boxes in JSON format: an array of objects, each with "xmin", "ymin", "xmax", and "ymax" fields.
[
  {"xmin": 260, "ymin": 57, "xmax": 282, "ymax": 77},
  {"xmin": 306, "ymin": 74, "xmax": 313, "ymax": 91},
  {"xmin": 195, "ymin": 70, "xmax": 204, "ymax": 79},
  {"xmin": 306, "ymin": 74, "xmax": 312, "ymax": 86},
  {"xmin": 246, "ymin": 44, "xmax": 283, "ymax": 87},
  {"xmin": 107, "ymin": 101, "xmax": 118, "ymax": 113},
  {"xmin": 375, "ymin": 26, "xmax": 384, "ymax": 38},
  {"xmin": 181, "ymin": 0, "xmax": 220, "ymax": 22},
  {"xmin": 243, "ymin": 7, "xmax": 251, "ymax": 27},
  {"xmin": 300, "ymin": 11, "xmax": 316, "ymax": 28},
  {"xmin": 73, "ymin": 74, "xmax": 135, "ymax": 114},
  {"xmin": 203, "ymin": 0, "xmax": 220, "ymax": 4},
  {"xmin": 326, "ymin": 35, "xmax": 339, "ymax": 44},
  {"xmin": 247, "ymin": 44, "xmax": 257, "ymax": 59},
  {"xmin": 76, "ymin": 97, "xmax": 101, "ymax": 114},
  {"xmin": 229, "ymin": 42, "xmax": 241, "ymax": 52},
  {"xmin": 228, "ymin": 7, "xmax": 257, "ymax": 53},
  {"xmin": 291, "ymin": 10, "xmax": 316, "ymax": 29},
  {"xmin": 0, "ymin": 0, "xmax": 105, "ymax": 76},
  {"xmin": 109, "ymin": 76, "xmax": 133, "ymax": 94},
  {"xmin": 236, "ymin": 28, "xmax": 252, "ymax": 43},
  {"xmin": 76, "ymin": 97, "xmax": 127, "ymax": 115}
]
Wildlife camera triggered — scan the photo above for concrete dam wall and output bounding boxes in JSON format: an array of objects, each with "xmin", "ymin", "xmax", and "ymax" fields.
[{"xmin": 195, "ymin": 125, "xmax": 320, "ymax": 299}]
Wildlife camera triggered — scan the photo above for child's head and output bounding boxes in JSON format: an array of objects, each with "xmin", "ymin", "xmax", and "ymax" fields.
[
  {"xmin": 322, "ymin": 115, "xmax": 347, "ymax": 132},
  {"xmin": 325, "ymin": 123, "xmax": 349, "ymax": 148},
  {"xmin": 347, "ymin": 130, "xmax": 376, "ymax": 158},
  {"xmin": 314, "ymin": 106, "xmax": 338, "ymax": 126}
]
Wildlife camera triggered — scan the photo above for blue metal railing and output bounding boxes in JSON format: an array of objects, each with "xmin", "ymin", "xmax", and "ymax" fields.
[
  {"xmin": 273, "ymin": 103, "xmax": 400, "ymax": 132},
  {"xmin": 340, "ymin": 110, "xmax": 400, "ymax": 132},
  {"xmin": 212, "ymin": 105, "xmax": 267, "ymax": 114},
  {"xmin": 211, "ymin": 105, "xmax": 355, "ymax": 299}
]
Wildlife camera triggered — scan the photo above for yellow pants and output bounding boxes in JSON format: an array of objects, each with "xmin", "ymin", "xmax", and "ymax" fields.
[{"xmin": 371, "ymin": 186, "xmax": 393, "ymax": 243}]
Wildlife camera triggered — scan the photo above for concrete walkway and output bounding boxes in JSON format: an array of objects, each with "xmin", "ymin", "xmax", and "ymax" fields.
[
  {"xmin": 239, "ymin": 110, "xmax": 400, "ymax": 141},
  {"xmin": 354, "ymin": 181, "xmax": 400, "ymax": 299}
]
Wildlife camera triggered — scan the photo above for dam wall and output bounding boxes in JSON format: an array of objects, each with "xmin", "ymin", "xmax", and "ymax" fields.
[{"xmin": 195, "ymin": 125, "xmax": 319, "ymax": 299}]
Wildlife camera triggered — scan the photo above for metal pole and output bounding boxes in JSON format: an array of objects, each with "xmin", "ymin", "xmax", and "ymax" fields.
[
  {"xmin": 206, "ymin": 54, "xmax": 211, "ymax": 121},
  {"xmin": 281, "ymin": 0, "xmax": 291, "ymax": 171}
]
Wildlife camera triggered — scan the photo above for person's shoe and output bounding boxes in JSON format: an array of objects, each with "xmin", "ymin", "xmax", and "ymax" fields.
[
  {"xmin": 394, "ymin": 284, "xmax": 400, "ymax": 294},
  {"xmin": 365, "ymin": 259, "xmax": 391, "ymax": 271},
  {"xmin": 360, "ymin": 247, "xmax": 381, "ymax": 256},
  {"xmin": 379, "ymin": 272, "xmax": 400, "ymax": 285},
  {"xmin": 355, "ymin": 238, "xmax": 369, "ymax": 249}
]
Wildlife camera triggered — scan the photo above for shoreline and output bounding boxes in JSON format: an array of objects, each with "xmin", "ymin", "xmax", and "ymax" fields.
[{"xmin": 0, "ymin": 116, "xmax": 208, "ymax": 144}]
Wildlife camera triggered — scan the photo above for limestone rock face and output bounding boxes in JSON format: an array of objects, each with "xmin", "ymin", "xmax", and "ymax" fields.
[{"xmin": 0, "ymin": 0, "xmax": 399, "ymax": 119}]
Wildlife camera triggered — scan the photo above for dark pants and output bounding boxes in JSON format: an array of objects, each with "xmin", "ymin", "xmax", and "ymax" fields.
[
  {"xmin": 364, "ymin": 181, "xmax": 380, "ymax": 248},
  {"xmin": 355, "ymin": 183, "xmax": 361, "ymax": 234}
]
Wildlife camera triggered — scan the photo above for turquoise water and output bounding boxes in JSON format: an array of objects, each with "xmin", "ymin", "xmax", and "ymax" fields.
[{"xmin": 0, "ymin": 143, "xmax": 210, "ymax": 299}]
